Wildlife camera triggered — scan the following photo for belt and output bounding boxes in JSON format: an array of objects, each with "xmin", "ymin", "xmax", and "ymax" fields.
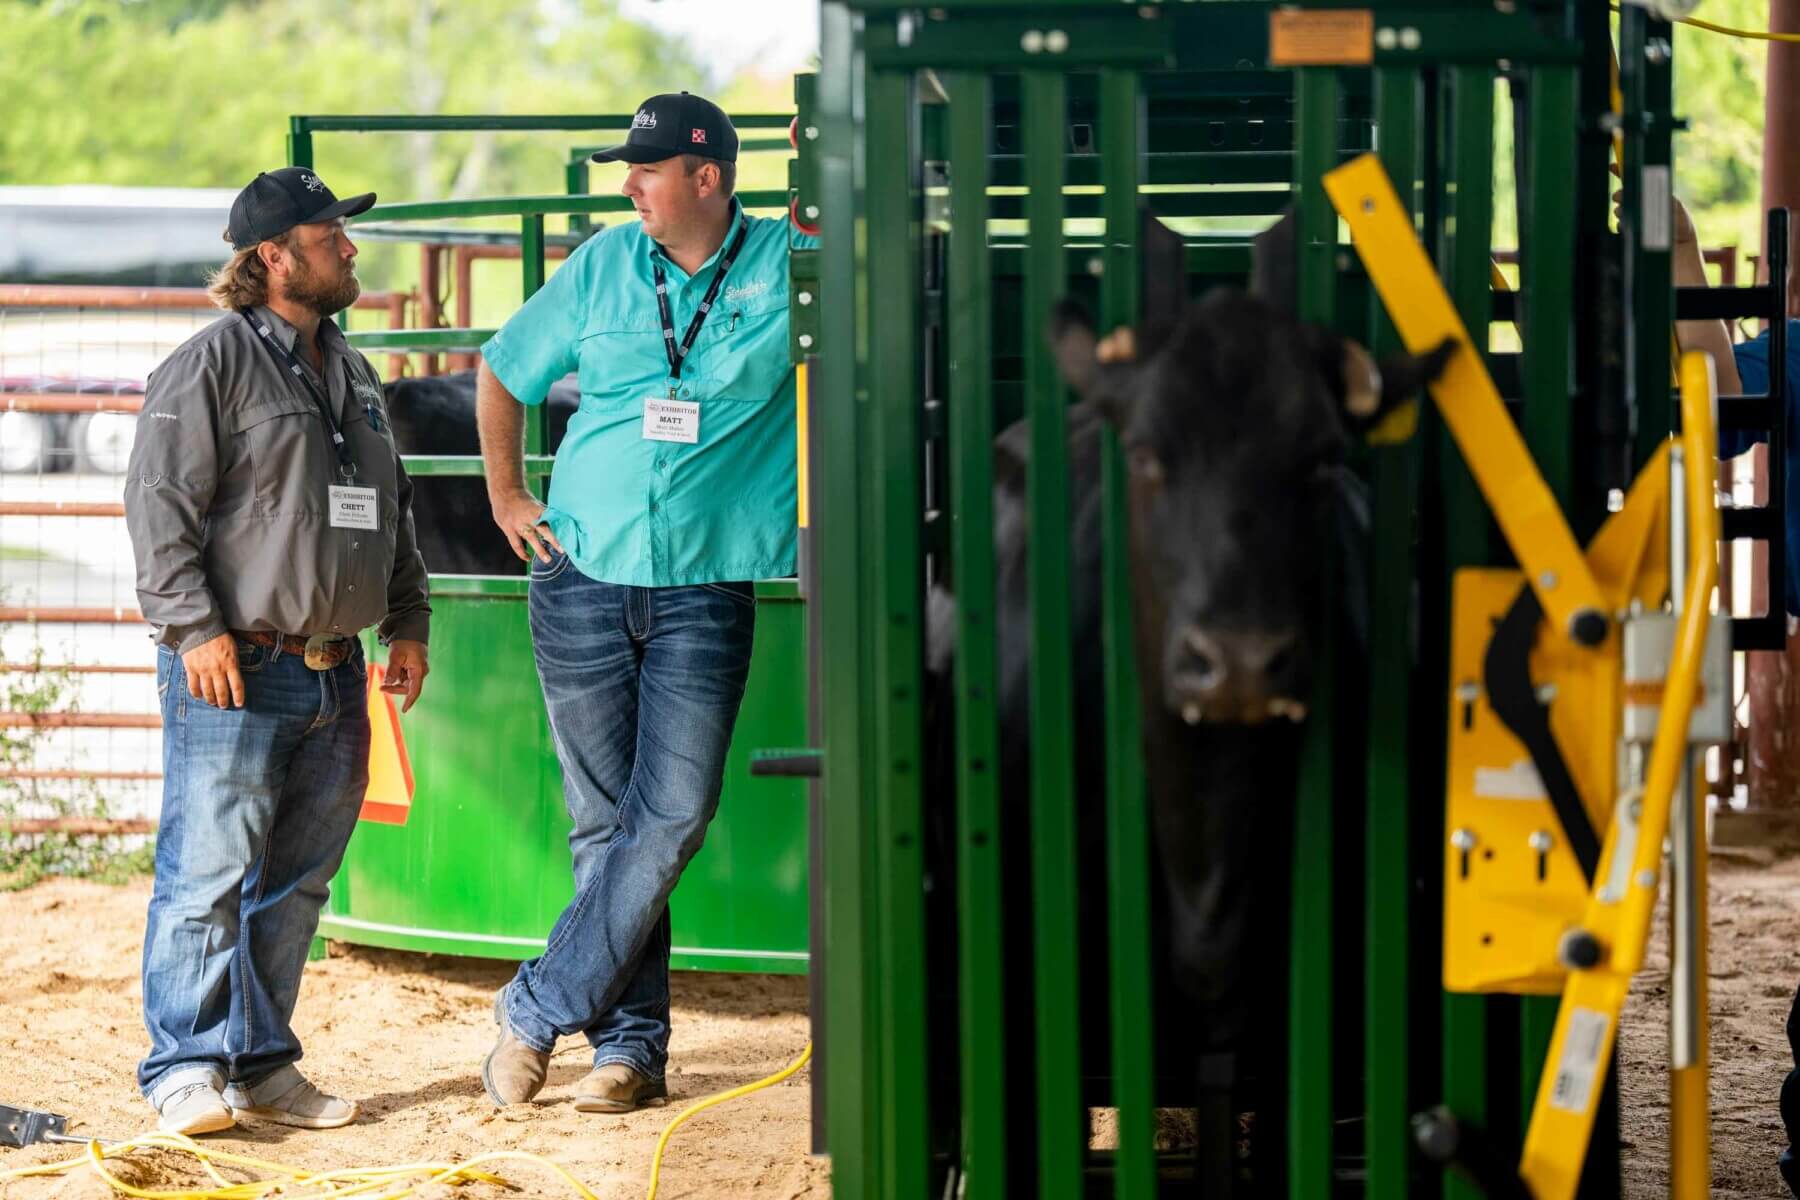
[{"xmin": 232, "ymin": 629, "xmax": 354, "ymax": 670}]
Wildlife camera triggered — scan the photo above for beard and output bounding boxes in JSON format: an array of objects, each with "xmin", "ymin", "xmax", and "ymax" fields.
[{"xmin": 285, "ymin": 251, "xmax": 361, "ymax": 317}]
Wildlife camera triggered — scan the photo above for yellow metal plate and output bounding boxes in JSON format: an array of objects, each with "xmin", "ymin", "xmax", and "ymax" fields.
[{"xmin": 1324, "ymin": 154, "xmax": 1609, "ymax": 648}]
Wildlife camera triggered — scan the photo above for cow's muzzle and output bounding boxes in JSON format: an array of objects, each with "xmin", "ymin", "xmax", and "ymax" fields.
[{"xmin": 1166, "ymin": 625, "xmax": 1308, "ymax": 726}]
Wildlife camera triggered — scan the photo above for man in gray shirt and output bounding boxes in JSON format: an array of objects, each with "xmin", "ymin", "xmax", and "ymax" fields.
[{"xmin": 123, "ymin": 167, "xmax": 430, "ymax": 1135}]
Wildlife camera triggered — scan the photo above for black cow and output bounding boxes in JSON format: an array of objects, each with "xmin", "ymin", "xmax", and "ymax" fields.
[
  {"xmin": 923, "ymin": 211, "xmax": 1452, "ymax": 1193},
  {"xmin": 381, "ymin": 370, "xmax": 579, "ymax": 575}
]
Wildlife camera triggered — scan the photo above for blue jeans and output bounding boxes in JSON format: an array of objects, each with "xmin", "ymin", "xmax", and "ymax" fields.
[
  {"xmin": 502, "ymin": 554, "xmax": 755, "ymax": 1080},
  {"xmin": 138, "ymin": 638, "xmax": 370, "ymax": 1107}
]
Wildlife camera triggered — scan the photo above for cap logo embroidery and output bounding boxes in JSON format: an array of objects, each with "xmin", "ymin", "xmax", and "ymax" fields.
[
  {"xmin": 632, "ymin": 109, "xmax": 658, "ymax": 129},
  {"xmin": 691, "ymin": 128, "xmax": 707, "ymax": 144},
  {"xmin": 299, "ymin": 173, "xmax": 325, "ymax": 193}
]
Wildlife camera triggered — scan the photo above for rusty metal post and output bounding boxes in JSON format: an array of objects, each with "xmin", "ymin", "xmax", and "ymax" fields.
[{"xmin": 1745, "ymin": 0, "xmax": 1800, "ymax": 818}]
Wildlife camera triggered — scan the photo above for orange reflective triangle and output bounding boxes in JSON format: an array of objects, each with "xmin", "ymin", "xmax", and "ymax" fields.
[{"xmin": 359, "ymin": 662, "xmax": 416, "ymax": 825}]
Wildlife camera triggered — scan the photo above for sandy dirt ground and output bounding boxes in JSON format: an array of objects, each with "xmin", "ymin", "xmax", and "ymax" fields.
[
  {"xmin": 6, "ymin": 851, "xmax": 1800, "ymax": 1198},
  {"xmin": 0, "ymin": 879, "xmax": 824, "ymax": 1199},
  {"xmin": 1619, "ymin": 847, "xmax": 1799, "ymax": 1199}
]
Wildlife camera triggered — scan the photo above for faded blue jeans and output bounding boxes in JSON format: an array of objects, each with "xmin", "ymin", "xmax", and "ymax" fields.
[
  {"xmin": 138, "ymin": 638, "xmax": 369, "ymax": 1107},
  {"xmin": 501, "ymin": 553, "xmax": 755, "ymax": 1081}
]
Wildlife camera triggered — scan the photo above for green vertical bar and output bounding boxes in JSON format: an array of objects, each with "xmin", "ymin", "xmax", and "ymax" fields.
[
  {"xmin": 288, "ymin": 117, "xmax": 313, "ymax": 169},
  {"xmin": 1021, "ymin": 68, "xmax": 1083, "ymax": 1198},
  {"xmin": 1519, "ymin": 64, "xmax": 1579, "ymax": 1124},
  {"xmin": 1521, "ymin": 67, "xmax": 1578, "ymax": 508},
  {"xmin": 520, "ymin": 215, "xmax": 549, "ymax": 471},
  {"xmin": 865, "ymin": 68, "xmax": 930, "ymax": 1200},
  {"xmin": 1289, "ymin": 65, "xmax": 1338, "ymax": 1200},
  {"xmin": 1440, "ymin": 66, "xmax": 1495, "ymax": 1200},
  {"xmin": 816, "ymin": 4, "xmax": 877, "ymax": 1194},
  {"xmin": 945, "ymin": 69, "xmax": 1009, "ymax": 1200},
  {"xmin": 1622, "ymin": 9, "xmax": 1676, "ymax": 470},
  {"xmin": 565, "ymin": 157, "xmax": 592, "ymax": 238},
  {"xmin": 1098, "ymin": 66, "xmax": 1156, "ymax": 1200},
  {"xmin": 1365, "ymin": 64, "xmax": 1420, "ymax": 1200}
]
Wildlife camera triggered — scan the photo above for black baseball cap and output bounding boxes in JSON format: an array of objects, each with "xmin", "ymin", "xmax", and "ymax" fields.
[
  {"xmin": 590, "ymin": 92, "xmax": 739, "ymax": 165},
  {"xmin": 227, "ymin": 167, "xmax": 376, "ymax": 251}
]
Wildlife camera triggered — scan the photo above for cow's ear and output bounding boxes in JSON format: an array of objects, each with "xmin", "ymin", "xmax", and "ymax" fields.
[
  {"xmin": 1135, "ymin": 206, "xmax": 1187, "ymax": 358},
  {"xmin": 1249, "ymin": 208, "xmax": 1298, "ymax": 317},
  {"xmin": 1307, "ymin": 325, "xmax": 1459, "ymax": 433}
]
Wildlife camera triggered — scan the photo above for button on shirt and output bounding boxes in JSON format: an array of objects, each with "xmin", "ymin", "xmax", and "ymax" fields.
[
  {"xmin": 123, "ymin": 306, "xmax": 431, "ymax": 654},
  {"xmin": 480, "ymin": 200, "xmax": 818, "ymax": 586}
]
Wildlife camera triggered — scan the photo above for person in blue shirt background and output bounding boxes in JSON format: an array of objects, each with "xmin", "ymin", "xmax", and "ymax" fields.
[
  {"xmin": 1669, "ymin": 193, "xmax": 1800, "ymax": 617},
  {"xmin": 469, "ymin": 91, "xmax": 816, "ymax": 1114}
]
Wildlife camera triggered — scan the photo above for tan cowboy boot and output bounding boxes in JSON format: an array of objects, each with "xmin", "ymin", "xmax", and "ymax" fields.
[{"xmin": 572, "ymin": 1062, "xmax": 669, "ymax": 1114}]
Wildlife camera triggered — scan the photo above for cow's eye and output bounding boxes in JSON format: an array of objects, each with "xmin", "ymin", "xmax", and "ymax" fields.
[{"xmin": 1129, "ymin": 448, "xmax": 1165, "ymax": 486}]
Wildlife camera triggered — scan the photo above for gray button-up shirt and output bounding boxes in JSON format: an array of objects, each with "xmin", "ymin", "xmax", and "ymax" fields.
[{"xmin": 124, "ymin": 305, "xmax": 430, "ymax": 655}]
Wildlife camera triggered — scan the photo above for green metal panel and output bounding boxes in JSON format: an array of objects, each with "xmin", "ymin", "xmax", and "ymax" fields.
[
  {"xmin": 945, "ymin": 69, "xmax": 1010, "ymax": 1200},
  {"xmin": 1021, "ymin": 68, "xmax": 1084, "ymax": 1199},
  {"xmin": 1439, "ymin": 64, "xmax": 1496, "ymax": 1200},
  {"xmin": 1365, "ymin": 64, "xmax": 1422, "ymax": 1200},
  {"xmin": 1098, "ymin": 65, "xmax": 1158, "ymax": 1200},
  {"xmin": 864, "ymin": 67, "xmax": 931, "ymax": 1200},
  {"xmin": 318, "ymin": 585, "xmax": 810, "ymax": 974},
  {"xmin": 1288, "ymin": 65, "xmax": 1338, "ymax": 1200}
]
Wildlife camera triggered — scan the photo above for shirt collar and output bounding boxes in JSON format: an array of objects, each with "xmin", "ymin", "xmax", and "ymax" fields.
[
  {"xmin": 648, "ymin": 198, "xmax": 747, "ymax": 277},
  {"xmin": 251, "ymin": 305, "xmax": 346, "ymax": 359}
]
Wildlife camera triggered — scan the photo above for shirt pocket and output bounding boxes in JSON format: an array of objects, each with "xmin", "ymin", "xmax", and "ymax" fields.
[
  {"xmin": 231, "ymin": 396, "xmax": 325, "ymax": 516},
  {"xmin": 690, "ymin": 289, "xmax": 791, "ymax": 403},
  {"xmin": 575, "ymin": 307, "xmax": 666, "ymax": 410},
  {"xmin": 341, "ymin": 403, "xmax": 400, "ymax": 534}
]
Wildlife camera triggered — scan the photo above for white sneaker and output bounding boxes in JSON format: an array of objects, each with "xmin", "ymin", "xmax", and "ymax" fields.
[
  {"xmin": 157, "ymin": 1081, "xmax": 235, "ymax": 1136},
  {"xmin": 223, "ymin": 1067, "xmax": 356, "ymax": 1130}
]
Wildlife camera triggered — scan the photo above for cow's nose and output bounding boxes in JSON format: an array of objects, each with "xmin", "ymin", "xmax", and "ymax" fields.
[{"xmin": 1172, "ymin": 625, "xmax": 1303, "ymax": 723}]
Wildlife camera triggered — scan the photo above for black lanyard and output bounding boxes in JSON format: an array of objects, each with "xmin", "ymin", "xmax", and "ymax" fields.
[
  {"xmin": 239, "ymin": 310, "xmax": 357, "ymax": 479},
  {"xmin": 652, "ymin": 220, "xmax": 750, "ymax": 389}
]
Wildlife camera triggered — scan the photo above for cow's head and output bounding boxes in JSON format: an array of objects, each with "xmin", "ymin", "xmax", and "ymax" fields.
[{"xmin": 1050, "ymin": 209, "xmax": 1453, "ymax": 726}]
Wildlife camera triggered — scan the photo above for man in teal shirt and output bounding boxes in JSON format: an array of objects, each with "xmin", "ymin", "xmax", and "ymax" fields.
[{"xmin": 472, "ymin": 92, "xmax": 813, "ymax": 1112}]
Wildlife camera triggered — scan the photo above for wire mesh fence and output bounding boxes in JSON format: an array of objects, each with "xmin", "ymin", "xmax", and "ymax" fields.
[{"xmin": 0, "ymin": 287, "xmax": 409, "ymax": 882}]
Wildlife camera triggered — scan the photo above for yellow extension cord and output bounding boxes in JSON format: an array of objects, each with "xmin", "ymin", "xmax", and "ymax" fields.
[
  {"xmin": 1609, "ymin": 2, "xmax": 1800, "ymax": 44},
  {"xmin": 0, "ymin": 1041, "xmax": 812, "ymax": 1200}
]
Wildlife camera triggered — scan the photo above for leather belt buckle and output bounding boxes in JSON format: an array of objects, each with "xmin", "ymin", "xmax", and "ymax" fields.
[{"xmin": 303, "ymin": 633, "xmax": 345, "ymax": 671}]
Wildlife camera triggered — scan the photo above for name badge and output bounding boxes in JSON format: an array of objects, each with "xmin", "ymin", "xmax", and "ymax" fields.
[
  {"xmin": 643, "ymin": 396, "xmax": 700, "ymax": 444},
  {"xmin": 330, "ymin": 485, "xmax": 380, "ymax": 530}
]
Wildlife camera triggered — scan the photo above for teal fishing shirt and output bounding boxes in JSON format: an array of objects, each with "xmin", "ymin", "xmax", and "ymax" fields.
[{"xmin": 481, "ymin": 199, "xmax": 815, "ymax": 585}]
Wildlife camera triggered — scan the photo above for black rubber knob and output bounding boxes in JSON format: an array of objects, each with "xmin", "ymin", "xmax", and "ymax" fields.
[
  {"xmin": 1559, "ymin": 927, "xmax": 1603, "ymax": 969},
  {"xmin": 1569, "ymin": 608, "xmax": 1608, "ymax": 647}
]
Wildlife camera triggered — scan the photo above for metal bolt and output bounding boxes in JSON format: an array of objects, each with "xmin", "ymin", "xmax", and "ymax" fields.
[
  {"xmin": 1045, "ymin": 28, "xmax": 1069, "ymax": 53},
  {"xmin": 1362, "ymin": 196, "xmax": 1376, "ymax": 213},
  {"xmin": 1021, "ymin": 29, "xmax": 1045, "ymax": 53},
  {"xmin": 1456, "ymin": 680, "xmax": 1480, "ymax": 703},
  {"xmin": 1646, "ymin": 38, "xmax": 1672, "ymax": 65},
  {"xmin": 1399, "ymin": 26, "xmax": 1421, "ymax": 50},
  {"xmin": 805, "ymin": 204, "xmax": 820, "ymax": 220},
  {"xmin": 1451, "ymin": 828, "xmax": 1478, "ymax": 851},
  {"xmin": 1529, "ymin": 830, "xmax": 1554, "ymax": 853},
  {"xmin": 805, "ymin": 125, "xmax": 819, "ymax": 141},
  {"xmin": 1607, "ymin": 487, "xmax": 1626, "ymax": 512},
  {"xmin": 1536, "ymin": 683, "xmax": 1558, "ymax": 705},
  {"xmin": 798, "ymin": 334, "xmax": 814, "ymax": 349},
  {"xmin": 1375, "ymin": 26, "xmax": 1398, "ymax": 50},
  {"xmin": 1637, "ymin": 868, "xmax": 1659, "ymax": 889},
  {"xmin": 1086, "ymin": 256, "xmax": 1104, "ymax": 277},
  {"xmin": 798, "ymin": 291, "xmax": 814, "ymax": 306},
  {"xmin": 1539, "ymin": 570, "xmax": 1558, "ymax": 590}
]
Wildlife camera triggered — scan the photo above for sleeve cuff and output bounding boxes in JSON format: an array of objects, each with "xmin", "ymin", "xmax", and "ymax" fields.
[
  {"xmin": 167, "ymin": 618, "xmax": 230, "ymax": 656},
  {"xmin": 480, "ymin": 341, "xmax": 543, "ymax": 408},
  {"xmin": 380, "ymin": 611, "xmax": 431, "ymax": 646}
]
